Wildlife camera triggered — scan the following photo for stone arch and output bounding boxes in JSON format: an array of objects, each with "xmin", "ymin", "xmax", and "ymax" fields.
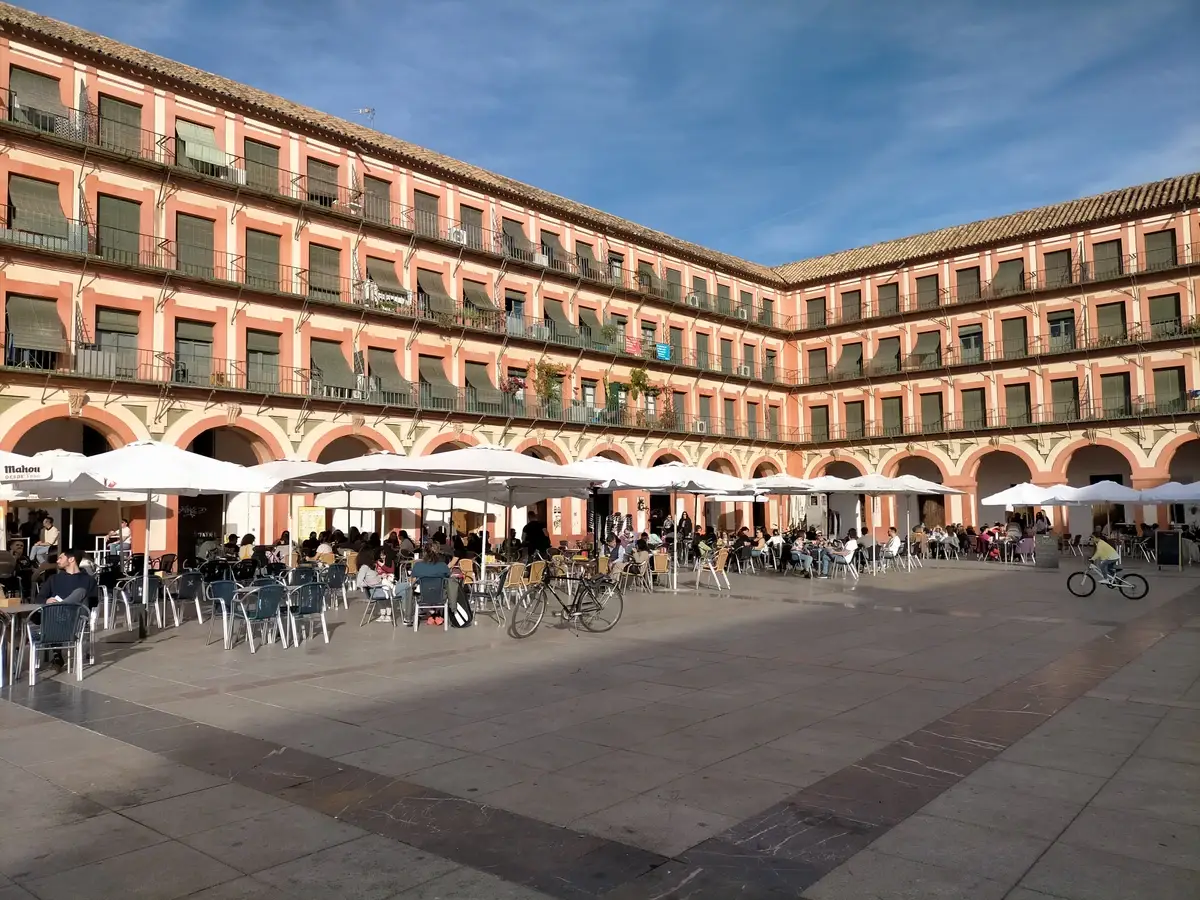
[
  {"xmin": 649, "ymin": 448, "xmax": 687, "ymax": 466},
  {"xmin": 170, "ymin": 416, "xmax": 287, "ymax": 465},
  {"xmin": 1, "ymin": 402, "xmax": 143, "ymax": 453},
  {"xmin": 1161, "ymin": 435, "xmax": 1200, "ymax": 480},
  {"xmin": 587, "ymin": 442, "xmax": 632, "ymax": 464},
  {"xmin": 749, "ymin": 456, "xmax": 782, "ymax": 478},
  {"xmin": 515, "ymin": 437, "xmax": 568, "ymax": 463},
  {"xmin": 961, "ymin": 442, "xmax": 1043, "ymax": 481},
  {"xmin": 1062, "ymin": 442, "xmax": 1136, "ymax": 533},
  {"xmin": 315, "ymin": 435, "xmax": 382, "ymax": 464},
  {"xmin": 1048, "ymin": 435, "xmax": 1146, "ymax": 479},
  {"xmin": 805, "ymin": 454, "xmax": 865, "ymax": 478},
  {"xmin": 304, "ymin": 424, "xmax": 393, "ymax": 461},
  {"xmin": 881, "ymin": 448, "xmax": 949, "ymax": 481},
  {"xmin": 701, "ymin": 452, "xmax": 741, "ymax": 478},
  {"xmin": 421, "ymin": 433, "xmax": 478, "ymax": 455},
  {"xmin": 974, "ymin": 449, "xmax": 1036, "ymax": 526}
]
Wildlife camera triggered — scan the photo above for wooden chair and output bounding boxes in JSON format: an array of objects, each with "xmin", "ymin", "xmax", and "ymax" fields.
[
  {"xmin": 458, "ymin": 558, "xmax": 477, "ymax": 584},
  {"xmin": 697, "ymin": 548, "xmax": 730, "ymax": 590},
  {"xmin": 650, "ymin": 552, "xmax": 670, "ymax": 589}
]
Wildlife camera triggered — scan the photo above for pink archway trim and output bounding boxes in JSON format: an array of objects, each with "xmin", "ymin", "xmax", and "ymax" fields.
[
  {"xmin": 960, "ymin": 444, "xmax": 1042, "ymax": 481},
  {"xmin": 805, "ymin": 454, "xmax": 866, "ymax": 478},
  {"xmin": 173, "ymin": 416, "xmax": 285, "ymax": 465},
  {"xmin": 881, "ymin": 448, "xmax": 950, "ymax": 481},
  {"xmin": 514, "ymin": 437, "xmax": 567, "ymax": 463},
  {"xmin": 0, "ymin": 404, "xmax": 140, "ymax": 452},
  {"xmin": 422, "ymin": 433, "xmax": 479, "ymax": 454},
  {"xmin": 648, "ymin": 448, "xmax": 686, "ymax": 466},
  {"xmin": 747, "ymin": 455, "xmax": 782, "ymax": 477},
  {"xmin": 588, "ymin": 443, "xmax": 633, "ymax": 464},
  {"xmin": 1157, "ymin": 434, "xmax": 1200, "ymax": 477},
  {"xmin": 700, "ymin": 451, "xmax": 741, "ymax": 478},
  {"xmin": 309, "ymin": 425, "xmax": 390, "ymax": 461},
  {"xmin": 1051, "ymin": 436, "xmax": 1141, "ymax": 482}
]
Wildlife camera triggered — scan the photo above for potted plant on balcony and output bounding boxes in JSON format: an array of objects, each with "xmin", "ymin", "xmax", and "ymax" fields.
[
  {"xmin": 531, "ymin": 361, "xmax": 565, "ymax": 412},
  {"xmin": 599, "ymin": 322, "xmax": 621, "ymax": 347},
  {"xmin": 499, "ymin": 375, "xmax": 525, "ymax": 395},
  {"xmin": 628, "ymin": 366, "xmax": 650, "ymax": 400}
]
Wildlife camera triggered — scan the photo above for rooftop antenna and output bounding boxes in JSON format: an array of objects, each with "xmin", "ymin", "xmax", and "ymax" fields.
[{"xmin": 354, "ymin": 107, "xmax": 376, "ymax": 127}]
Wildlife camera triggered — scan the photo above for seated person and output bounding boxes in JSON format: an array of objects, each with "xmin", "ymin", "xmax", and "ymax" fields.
[
  {"xmin": 789, "ymin": 540, "xmax": 815, "ymax": 576},
  {"xmin": 238, "ymin": 534, "xmax": 256, "ymax": 560},
  {"xmin": 301, "ymin": 532, "xmax": 320, "ymax": 556},
  {"xmin": 882, "ymin": 527, "xmax": 902, "ymax": 562},
  {"xmin": 222, "ymin": 533, "xmax": 240, "ymax": 556},
  {"xmin": 105, "ymin": 518, "xmax": 133, "ymax": 562},
  {"xmin": 819, "ymin": 529, "xmax": 859, "ymax": 577},
  {"xmin": 37, "ymin": 547, "xmax": 95, "ymax": 606},
  {"xmin": 32, "ymin": 516, "xmax": 60, "ymax": 565},
  {"xmin": 410, "ymin": 547, "xmax": 451, "ymax": 626}
]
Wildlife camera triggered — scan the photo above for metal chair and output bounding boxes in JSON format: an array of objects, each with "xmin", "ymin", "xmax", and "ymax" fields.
[
  {"xmin": 286, "ymin": 581, "xmax": 328, "ymax": 645},
  {"xmin": 286, "ymin": 566, "xmax": 317, "ymax": 589},
  {"xmin": 232, "ymin": 558, "xmax": 258, "ymax": 584},
  {"xmin": 23, "ymin": 602, "xmax": 90, "ymax": 685},
  {"xmin": 204, "ymin": 580, "xmax": 240, "ymax": 646},
  {"xmin": 96, "ymin": 565, "xmax": 123, "ymax": 629},
  {"xmin": 359, "ymin": 583, "xmax": 398, "ymax": 627},
  {"xmin": 696, "ymin": 548, "xmax": 731, "ymax": 590},
  {"xmin": 152, "ymin": 553, "xmax": 177, "ymax": 575},
  {"xmin": 324, "ymin": 563, "xmax": 349, "ymax": 610},
  {"xmin": 413, "ymin": 575, "xmax": 449, "ymax": 631},
  {"xmin": 171, "ymin": 571, "xmax": 205, "ymax": 625},
  {"xmin": 115, "ymin": 577, "xmax": 162, "ymax": 631},
  {"xmin": 232, "ymin": 582, "xmax": 288, "ymax": 653}
]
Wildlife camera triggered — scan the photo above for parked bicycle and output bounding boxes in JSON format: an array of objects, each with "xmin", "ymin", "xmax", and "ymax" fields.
[
  {"xmin": 509, "ymin": 570, "xmax": 623, "ymax": 638},
  {"xmin": 1066, "ymin": 563, "xmax": 1149, "ymax": 600}
]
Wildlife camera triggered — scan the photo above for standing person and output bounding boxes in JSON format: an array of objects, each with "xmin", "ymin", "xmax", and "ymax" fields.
[{"xmin": 521, "ymin": 514, "xmax": 551, "ymax": 559}]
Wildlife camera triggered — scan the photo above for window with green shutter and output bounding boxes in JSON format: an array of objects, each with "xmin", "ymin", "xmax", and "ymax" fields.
[
  {"xmin": 810, "ymin": 405, "xmax": 829, "ymax": 441},
  {"xmin": 176, "ymin": 213, "xmax": 214, "ymax": 279},
  {"xmin": 1050, "ymin": 378, "xmax": 1079, "ymax": 421},
  {"xmin": 958, "ymin": 323, "xmax": 983, "ymax": 363},
  {"xmin": 458, "ymin": 203, "xmax": 483, "ymax": 249},
  {"xmin": 746, "ymin": 402, "xmax": 759, "ymax": 439},
  {"xmin": 742, "ymin": 343, "xmax": 755, "ymax": 375},
  {"xmin": 1152, "ymin": 366, "xmax": 1185, "ymax": 412},
  {"xmin": 361, "ymin": 176, "xmax": 391, "ymax": 225},
  {"xmin": 696, "ymin": 333, "xmax": 710, "ymax": 370},
  {"xmin": 876, "ymin": 283, "xmax": 899, "ymax": 316},
  {"xmin": 956, "ymin": 266, "xmax": 981, "ymax": 302},
  {"xmin": 844, "ymin": 400, "xmax": 864, "ymax": 439},
  {"xmin": 739, "ymin": 290, "xmax": 753, "ymax": 319},
  {"xmin": 871, "ymin": 336, "xmax": 900, "ymax": 374},
  {"xmin": 806, "ymin": 297, "xmax": 826, "ymax": 328},
  {"xmin": 1095, "ymin": 302, "xmax": 1127, "ymax": 342},
  {"xmin": 920, "ymin": 392, "xmax": 944, "ymax": 433},
  {"xmin": 414, "ymin": 190, "xmax": 440, "ymax": 238},
  {"xmin": 715, "ymin": 284, "xmax": 732, "ymax": 315},
  {"xmin": 910, "ymin": 331, "xmax": 941, "ymax": 369},
  {"xmin": 758, "ymin": 296, "xmax": 775, "ymax": 326},
  {"xmin": 1048, "ymin": 310, "xmax": 1075, "ymax": 350},
  {"xmin": 840, "ymin": 290, "xmax": 861, "ymax": 323},
  {"xmin": 306, "ymin": 158, "xmax": 338, "ymax": 207},
  {"xmin": 97, "ymin": 95, "xmax": 142, "ymax": 156},
  {"xmin": 720, "ymin": 339, "xmax": 733, "ymax": 374},
  {"xmin": 96, "ymin": 194, "xmax": 141, "ymax": 265},
  {"xmin": 94, "ymin": 307, "xmax": 139, "ymax": 376},
  {"xmin": 245, "ymin": 229, "xmax": 280, "ymax": 291},
  {"xmin": 882, "ymin": 396, "xmax": 903, "ymax": 436},
  {"xmin": 764, "ymin": 349, "xmax": 777, "ymax": 381},
  {"xmin": 767, "ymin": 406, "xmax": 780, "ymax": 439},
  {"xmin": 807, "ymin": 347, "xmax": 828, "ymax": 382},
  {"xmin": 174, "ymin": 319, "xmax": 214, "ymax": 384},
  {"xmin": 9, "ymin": 66, "xmax": 65, "ymax": 131},
  {"xmin": 307, "ymin": 243, "xmax": 341, "ymax": 301},
  {"xmin": 1001, "ymin": 317, "xmax": 1028, "ymax": 359},
  {"xmin": 243, "ymin": 139, "xmax": 280, "ymax": 193},
  {"xmin": 992, "ymin": 259, "xmax": 1025, "ymax": 296},
  {"xmin": 1143, "ymin": 229, "xmax": 1177, "ymax": 271},
  {"xmin": 833, "ymin": 342, "xmax": 863, "ymax": 379},
  {"xmin": 1100, "ymin": 372, "xmax": 1132, "ymax": 417},
  {"xmin": 669, "ymin": 327, "xmax": 684, "ymax": 357},
  {"xmin": 961, "ymin": 388, "xmax": 986, "ymax": 429},
  {"xmin": 1043, "ymin": 249, "xmax": 1072, "ymax": 287},
  {"xmin": 916, "ymin": 274, "xmax": 940, "ymax": 310},
  {"xmin": 246, "ymin": 330, "xmax": 280, "ymax": 392},
  {"xmin": 1004, "ymin": 383, "xmax": 1031, "ymax": 426},
  {"xmin": 698, "ymin": 395, "xmax": 713, "ymax": 428},
  {"xmin": 1148, "ymin": 293, "xmax": 1181, "ymax": 337},
  {"xmin": 1091, "ymin": 239, "xmax": 1122, "ymax": 280}
]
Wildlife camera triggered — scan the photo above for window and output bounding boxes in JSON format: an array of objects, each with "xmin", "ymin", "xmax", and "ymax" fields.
[
  {"xmin": 833, "ymin": 342, "xmax": 863, "ymax": 380},
  {"xmin": 672, "ymin": 391, "xmax": 686, "ymax": 428},
  {"xmin": 581, "ymin": 378, "xmax": 598, "ymax": 408},
  {"xmin": 806, "ymin": 297, "xmax": 826, "ymax": 328},
  {"xmin": 1005, "ymin": 383, "xmax": 1032, "ymax": 426},
  {"xmin": 1148, "ymin": 293, "xmax": 1182, "ymax": 337},
  {"xmin": 764, "ymin": 349, "xmax": 777, "ymax": 381},
  {"xmin": 844, "ymin": 400, "xmax": 864, "ymax": 439},
  {"xmin": 8, "ymin": 66, "xmax": 65, "ymax": 132},
  {"xmin": 720, "ymin": 338, "xmax": 734, "ymax": 373},
  {"xmin": 807, "ymin": 347, "xmax": 828, "ymax": 382},
  {"xmin": 961, "ymin": 388, "xmax": 986, "ymax": 429},
  {"xmin": 810, "ymin": 405, "xmax": 830, "ymax": 441},
  {"xmin": 246, "ymin": 330, "xmax": 280, "ymax": 392},
  {"xmin": 916, "ymin": 274, "xmax": 940, "ymax": 309},
  {"xmin": 1101, "ymin": 372, "xmax": 1132, "ymax": 417},
  {"xmin": 1043, "ymin": 249, "xmax": 1072, "ymax": 287},
  {"xmin": 641, "ymin": 320, "xmax": 657, "ymax": 350},
  {"xmin": 876, "ymin": 283, "xmax": 899, "ymax": 316},
  {"xmin": 911, "ymin": 331, "xmax": 941, "ymax": 369},
  {"xmin": 871, "ymin": 336, "xmax": 901, "ymax": 374},
  {"xmin": 608, "ymin": 251, "xmax": 624, "ymax": 282},
  {"xmin": 637, "ymin": 261, "xmax": 660, "ymax": 296},
  {"xmin": 306, "ymin": 158, "xmax": 338, "ymax": 207},
  {"xmin": 1095, "ymin": 302, "xmax": 1127, "ymax": 341},
  {"xmin": 840, "ymin": 289, "xmax": 861, "ymax": 323},
  {"xmin": 1050, "ymin": 378, "xmax": 1080, "ymax": 421},
  {"xmin": 956, "ymin": 266, "xmax": 981, "ymax": 302},
  {"xmin": 992, "ymin": 258, "xmax": 1026, "ymax": 296},
  {"xmin": 1152, "ymin": 366, "xmax": 1186, "ymax": 413},
  {"xmin": 414, "ymin": 190, "xmax": 440, "ymax": 238},
  {"xmin": 958, "ymin": 324, "xmax": 983, "ymax": 364},
  {"xmin": 97, "ymin": 95, "xmax": 142, "ymax": 156},
  {"xmin": 243, "ymin": 139, "xmax": 280, "ymax": 193},
  {"xmin": 1092, "ymin": 239, "xmax": 1122, "ymax": 280},
  {"xmin": 576, "ymin": 241, "xmax": 599, "ymax": 279},
  {"xmin": 175, "ymin": 120, "xmax": 226, "ymax": 177},
  {"xmin": 307, "ymin": 244, "xmax": 342, "ymax": 302},
  {"xmin": 5, "ymin": 294, "xmax": 64, "ymax": 367},
  {"xmin": 716, "ymin": 284, "xmax": 732, "ymax": 315},
  {"xmin": 6, "ymin": 174, "xmax": 68, "ymax": 240},
  {"xmin": 696, "ymin": 333, "xmax": 710, "ymax": 369},
  {"xmin": 417, "ymin": 355, "xmax": 457, "ymax": 410},
  {"xmin": 245, "ymin": 230, "xmax": 281, "ymax": 292},
  {"xmin": 174, "ymin": 319, "xmax": 214, "ymax": 385},
  {"xmin": 363, "ymin": 176, "xmax": 392, "ymax": 225},
  {"xmin": 758, "ymin": 296, "xmax": 775, "ymax": 326},
  {"xmin": 175, "ymin": 213, "xmax": 214, "ymax": 279},
  {"xmin": 882, "ymin": 396, "xmax": 903, "ymax": 436},
  {"xmin": 743, "ymin": 343, "xmax": 755, "ymax": 376},
  {"xmin": 920, "ymin": 392, "xmax": 945, "ymax": 433},
  {"xmin": 459, "ymin": 204, "xmax": 484, "ymax": 249},
  {"xmin": 1144, "ymin": 229, "xmax": 1178, "ymax": 271},
  {"xmin": 698, "ymin": 395, "xmax": 713, "ymax": 429},
  {"xmin": 746, "ymin": 402, "xmax": 759, "ymax": 439},
  {"xmin": 691, "ymin": 275, "xmax": 708, "ymax": 305},
  {"xmin": 766, "ymin": 406, "xmax": 780, "ymax": 440},
  {"xmin": 1047, "ymin": 310, "xmax": 1076, "ymax": 351},
  {"xmin": 464, "ymin": 361, "xmax": 502, "ymax": 412},
  {"xmin": 504, "ymin": 289, "xmax": 525, "ymax": 321},
  {"xmin": 1001, "ymin": 316, "xmax": 1028, "ymax": 359},
  {"xmin": 369, "ymin": 257, "xmax": 407, "ymax": 302},
  {"xmin": 669, "ymin": 326, "xmax": 684, "ymax": 359},
  {"xmin": 92, "ymin": 307, "xmax": 139, "ymax": 378},
  {"xmin": 739, "ymin": 290, "xmax": 753, "ymax": 319},
  {"xmin": 95, "ymin": 194, "xmax": 141, "ymax": 264},
  {"xmin": 507, "ymin": 367, "xmax": 528, "ymax": 402}
]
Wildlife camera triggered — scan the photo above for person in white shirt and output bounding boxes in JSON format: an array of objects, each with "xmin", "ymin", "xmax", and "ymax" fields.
[
  {"xmin": 818, "ymin": 529, "xmax": 858, "ymax": 577},
  {"xmin": 32, "ymin": 516, "xmax": 59, "ymax": 564}
]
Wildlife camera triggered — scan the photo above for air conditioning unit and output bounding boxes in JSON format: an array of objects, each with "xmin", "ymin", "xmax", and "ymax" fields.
[
  {"xmin": 737, "ymin": 307, "xmax": 749, "ymax": 320},
  {"xmin": 533, "ymin": 252, "xmax": 550, "ymax": 267},
  {"xmin": 686, "ymin": 292, "xmax": 701, "ymax": 307},
  {"xmin": 448, "ymin": 226, "xmax": 468, "ymax": 246},
  {"xmin": 694, "ymin": 420, "xmax": 708, "ymax": 434},
  {"xmin": 737, "ymin": 365, "xmax": 751, "ymax": 377}
]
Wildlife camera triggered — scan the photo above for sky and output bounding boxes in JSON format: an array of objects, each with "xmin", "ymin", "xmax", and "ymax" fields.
[{"xmin": 23, "ymin": 0, "xmax": 1200, "ymax": 267}]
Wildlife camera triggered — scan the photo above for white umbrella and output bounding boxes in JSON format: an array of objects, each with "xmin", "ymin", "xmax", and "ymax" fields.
[
  {"xmin": 1056, "ymin": 481, "xmax": 1142, "ymax": 504},
  {"xmin": 744, "ymin": 474, "xmax": 818, "ymax": 495},
  {"xmin": 892, "ymin": 474, "xmax": 964, "ymax": 496},
  {"xmin": 1137, "ymin": 481, "xmax": 1200, "ymax": 503},
  {"xmin": 653, "ymin": 461, "xmax": 746, "ymax": 494},
  {"xmin": 560, "ymin": 457, "xmax": 677, "ymax": 492},
  {"xmin": 979, "ymin": 482, "xmax": 1052, "ymax": 506}
]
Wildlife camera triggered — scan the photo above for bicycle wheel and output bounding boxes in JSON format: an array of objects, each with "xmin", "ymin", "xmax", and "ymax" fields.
[
  {"xmin": 1118, "ymin": 573, "xmax": 1149, "ymax": 600},
  {"xmin": 509, "ymin": 584, "xmax": 548, "ymax": 638},
  {"xmin": 579, "ymin": 580, "xmax": 623, "ymax": 633},
  {"xmin": 1066, "ymin": 571, "xmax": 1096, "ymax": 597}
]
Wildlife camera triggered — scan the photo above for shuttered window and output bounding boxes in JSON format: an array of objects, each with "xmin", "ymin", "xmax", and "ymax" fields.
[
  {"xmin": 696, "ymin": 333, "xmax": 710, "ymax": 369},
  {"xmin": 920, "ymin": 392, "xmax": 944, "ymax": 433},
  {"xmin": 833, "ymin": 342, "xmax": 863, "ymax": 379},
  {"xmin": 363, "ymin": 176, "xmax": 392, "ymax": 225},
  {"xmin": 1152, "ymin": 367, "xmax": 1185, "ymax": 412},
  {"xmin": 766, "ymin": 406, "xmax": 780, "ymax": 439},
  {"xmin": 7, "ymin": 174, "xmax": 68, "ymax": 238},
  {"xmin": 916, "ymin": 274, "xmax": 940, "ymax": 309},
  {"xmin": 691, "ymin": 276, "xmax": 708, "ymax": 305},
  {"xmin": 175, "ymin": 213, "xmax": 214, "ymax": 278},
  {"xmin": 1101, "ymin": 373, "xmax": 1132, "ymax": 417},
  {"xmin": 958, "ymin": 323, "xmax": 983, "ymax": 363},
  {"xmin": 97, "ymin": 95, "xmax": 142, "ymax": 155},
  {"xmin": 1149, "ymin": 293, "xmax": 1181, "ymax": 336},
  {"xmin": 366, "ymin": 257, "xmax": 405, "ymax": 297},
  {"xmin": 246, "ymin": 330, "xmax": 280, "ymax": 392},
  {"xmin": 743, "ymin": 343, "xmax": 755, "ymax": 374},
  {"xmin": 739, "ymin": 290, "xmax": 753, "ymax": 319},
  {"xmin": 955, "ymin": 266, "xmax": 981, "ymax": 302},
  {"xmin": 840, "ymin": 289, "xmax": 861, "ymax": 323},
  {"xmin": 992, "ymin": 259, "xmax": 1025, "ymax": 296},
  {"xmin": 764, "ymin": 349, "xmax": 777, "ymax": 381},
  {"xmin": 414, "ymin": 190, "xmax": 440, "ymax": 237},
  {"xmin": 307, "ymin": 244, "xmax": 342, "ymax": 301},
  {"xmin": 716, "ymin": 284, "xmax": 731, "ymax": 315},
  {"xmin": 306, "ymin": 158, "xmax": 338, "ymax": 207},
  {"xmin": 806, "ymin": 297, "xmax": 826, "ymax": 328},
  {"xmin": 1092, "ymin": 239, "xmax": 1122, "ymax": 279},
  {"xmin": 175, "ymin": 120, "xmax": 226, "ymax": 175},
  {"xmin": 243, "ymin": 139, "xmax": 280, "ymax": 193},
  {"xmin": 720, "ymin": 398, "xmax": 736, "ymax": 436},
  {"xmin": 1144, "ymin": 229, "xmax": 1177, "ymax": 271},
  {"xmin": 576, "ymin": 241, "xmax": 600, "ymax": 279},
  {"xmin": 882, "ymin": 396, "xmax": 903, "ymax": 435},
  {"xmin": 844, "ymin": 401, "xmax": 864, "ymax": 438},
  {"xmin": 669, "ymin": 326, "xmax": 684, "ymax": 357},
  {"xmin": 366, "ymin": 348, "xmax": 411, "ymax": 404},
  {"xmin": 720, "ymin": 338, "xmax": 734, "ymax": 373},
  {"xmin": 174, "ymin": 320, "xmax": 214, "ymax": 384},
  {"xmin": 465, "ymin": 361, "xmax": 502, "ymax": 409},
  {"xmin": 807, "ymin": 347, "xmax": 828, "ymax": 382},
  {"xmin": 310, "ymin": 339, "xmax": 356, "ymax": 392},
  {"xmin": 96, "ymin": 194, "xmax": 141, "ymax": 264},
  {"xmin": 961, "ymin": 388, "xmax": 986, "ymax": 428},
  {"xmin": 1043, "ymin": 249, "xmax": 1072, "ymax": 287},
  {"xmin": 1048, "ymin": 310, "xmax": 1075, "ymax": 350},
  {"xmin": 810, "ymin": 405, "xmax": 829, "ymax": 441},
  {"xmin": 1051, "ymin": 378, "xmax": 1079, "ymax": 421},
  {"xmin": 911, "ymin": 331, "xmax": 941, "ymax": 369},
  {"xmin": 417, "ymin": 270, "xmax": 455, "ymax": 317},
  {"xmin": 94, "ymin": 307, "xmax": 139, "ymax": 375},
  {"xmin": 1005, "ymin": 383, "xmax": 1032, "ymax": 426},
  {"xmin": 1095, "ymin": 302, "xmax": 1127, "ymax": 340},
  {"xmin": 1001, "ymin": 317, "xmax": 1028, "ymax": 359},
  {"xmin": 501, "ymin": 219, "xmax": 533, "ymax": 259},
  {"xmin": 5, "ymin": 294, "xmax": 65, "ymax": 353},
  {"xmin": 9, "ymin": 66, "xmax": 65, "ymax": 129},
  {"xmin": 876, "ymin": 283, "xmax": 899, "ymax": 316},
  {"xmin": 462, "ymin": 280, "xmax": 497, "ymax": 313},
  {"xmin": 871, "ymin": 336, "xmax": 901, "ymax": 374},
  {"xmin": 245, "ymin": 230, "xmax": 280, "ymax": 291},
  {"xmin": 759, "ymin": 296, "xmax": 775, "ymax": 326}
]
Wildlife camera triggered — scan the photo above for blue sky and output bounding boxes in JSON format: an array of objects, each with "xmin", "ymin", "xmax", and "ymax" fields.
[{"xmin": 26, "ymin": 0, "xmax": 1200, "ymax": 266}]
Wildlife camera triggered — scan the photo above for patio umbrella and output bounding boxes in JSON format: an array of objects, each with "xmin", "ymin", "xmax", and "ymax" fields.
[
  {"xmin": 979, "ymin": 482, "xmax": 1053, "ymax": 507},
  {"xmin": 1136, "ymin": 481, "xmax": 1200, "ymax": 503},
  {"xmin": 249, "ymin": 459, "xmax": 329, "ymax": 556},
  {"xmin": 1056, "ymin": 481, "xmax": 1142, "ymax": 504},
  {"xmin": 744, "ymin": 474, "xmax": 818, "ymax": 494}
]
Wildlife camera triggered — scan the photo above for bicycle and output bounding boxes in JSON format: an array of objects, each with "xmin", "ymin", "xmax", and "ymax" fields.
[
  {"xmin": 1066, "ymin": 562, "xmax": 1149, "ymax": 600},
  {"xmin": 509, "ymin": 570, "xmax": 623, "ymax": 638}
]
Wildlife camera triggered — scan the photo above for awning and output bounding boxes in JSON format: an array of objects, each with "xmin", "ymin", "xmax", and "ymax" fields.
[
  {"xmin": 174, "ymin": 120, "xmax": 226, "ymax": 168},
  {"xmin": 464, "ymin": 362, "xmax": 502, "ymax": 405},
  {"xmin": 246, "ymin": 329, "xmax": 279, "ymax": 353},
  {"xmin": 576, "ymin": 242, "xmax": 599, "ymax": 271},
  {"xmin": 540, "ymin": 230, "xmax": 566, "ymax": 257},
  {"xmin": 96, "ymin": 307, "xmax": 139, "ymax": 335},
  {"xmin": 871, "ymin": 336, "xmax": 901, "ymax": 373},
  {"xmin": 5, "ymin": 295, "xmax": 65, "ymax": 352},
  {"xmin": 419, "ymin": 356, "xmax": 457, "ymax": 400},
  {"xmin": 7, "ymin": 175, "xmax": 69, "ymax": 238},
  {"xmin": 501, "ymin": 219, "xmax": 532, "ymax": 253},
  {"xmin": 578, "ymin": 307, "xmax": 603, "ymax": 342},
  {"xmin": 310, "ymin": 339, "xmax": 357, "ymax": 390},
  {"xmin": 416, "ymin": 269, "xmax": 456, "ymax": 316},
  {"xmin": 175, "ymin": 319, "xmax": 214, "ymax": 342},
  {"xmin": 462, "ymin": 280, "xmax": 497, "ymax": 311},
  {"xmin": 367, "ymin": 347, "xmax": 412, "ymax": 398},
  {"xmin": 543, "ymin": 299, "xmax": 578, "ymax": 339},
  {"xmin": 10, "ymin": 67, "xmax": 65, "ymax": 118},
  {"xmin": 365, "ymin": 257, "xmax": 404, "ymax": 294},
  {"xmin": 833, "ymin": 343, "xmax": 863, "ymax": 376},
  {"xmin": 910, "ymin": 331, "xmax": 941, "ymax": 367}
]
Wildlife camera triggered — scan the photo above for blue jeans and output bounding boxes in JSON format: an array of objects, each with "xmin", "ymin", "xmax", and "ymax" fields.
[
  {"xmin": 790, "ymin": 551, "xmax": 813, "ymax": 574},
  {"xmin": 1097, "ymin": 559, "xmax": 1117, "ymax": 581}
]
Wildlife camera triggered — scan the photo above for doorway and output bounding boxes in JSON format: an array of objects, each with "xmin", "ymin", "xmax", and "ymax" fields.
[{"xmin": 919, "ymin": 495, "xmax": 946, "ymax": 528}]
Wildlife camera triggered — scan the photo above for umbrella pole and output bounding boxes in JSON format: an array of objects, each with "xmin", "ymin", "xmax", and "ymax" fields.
[
  {"xmin": 671, "ymin": 490, "xmax": 678, "ymax": 592},
  {"xmin": 418, "ymin": 494, "xmax": 425, "ymax": 547},
  {"xmin": 480, "ymin": 476, "xmax": 490, "ymax": 584},
  {"xmin": 905, "ymin": 501, "xmax": 914, "ymax": 572},
  {"xmin": 140, "ymin": 491, "xmax": 152, "ymax": 640},
  {"xmin": 505, "ymin": 486, "xmax": 513, "ymax": 561}
]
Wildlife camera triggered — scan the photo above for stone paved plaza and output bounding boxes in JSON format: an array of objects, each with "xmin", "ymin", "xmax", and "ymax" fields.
[{"xmin": 2, "ymin": 560, "xmax": 1199, "ymax": 899}]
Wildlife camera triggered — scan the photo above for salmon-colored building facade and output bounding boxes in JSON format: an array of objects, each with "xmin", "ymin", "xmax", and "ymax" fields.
[{"xmin": 0, "ymin": 5, "xmax": 1195, "ymax": 553}]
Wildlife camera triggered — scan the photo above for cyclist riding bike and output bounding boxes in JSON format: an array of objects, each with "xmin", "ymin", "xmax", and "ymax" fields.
[{"xmin": 1090, "ymin": 529, "xmax": 1121, "ymax": 586}]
